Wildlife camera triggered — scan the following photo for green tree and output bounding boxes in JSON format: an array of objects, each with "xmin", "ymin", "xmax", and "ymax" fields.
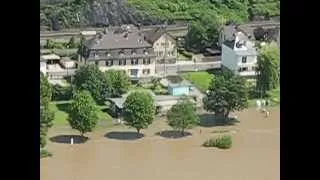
[
  {"xmin": 40, "ymin": 106, "xmax": 54, "ymax": 148},
  {"xmin": 67, "ymin": 36, "xmax": 77, "ymax": 48},
  {"xmin": 105, "ymin": 70, "xmax": 131, "ymax": 97},
  {"xmin": 72, "ymin": 64, "xmax": 108, "ymax": 104},
  {"xmin": 68, "ymin": 90, "xmax": 99, "ymax": 137},
  {"xmin": 40, "ymin": 72, "xmax": 54, "ymax": 148},
  {"xmin": 167, "ymin": 97, "xmax": 199, "ymax": 135},
  {"xmin": 203, "ymin": 73, "xmax": 248, "ymax": 120},
  {"xmin": 123, "ymin": 91, "xmax": 155, "ymax": 134},
  {"xmin": 78, "ymin": 35, "xmax": 85, "ymax": 55},
  {"xmin": 256, "ymin": 42, "xmax": 280, "ymax": 96},
  {"xmin": 44, "ymin": 39, "xmax": 54, "ymax": 49}
]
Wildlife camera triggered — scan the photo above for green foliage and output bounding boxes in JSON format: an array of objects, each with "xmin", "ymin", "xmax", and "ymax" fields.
[
  {"xmin": 128, "ymin": 0, "xmax": 249, "ymax": 51},
  {"xmin": 72, "ymin": 64, "xmax": 108, "ymax": 104},
  {"xmin": 67, "ymin": 36, "xmax": 77, "ymax": 49},
  {"xmin": 40, "ymin": 72, "xmax": 52, "ymax": 107},
  {"xmin": 52, "ymin": 85, "xmax": 73, "ymax": 101},
  {"xmin": 180, "ymin": 71, "xmax": 213, "ymax": 92},
  {"xmin": 256, "ymin": 42, "xmax": 280, "ymax": 96},
  {"xmin": 248, "ymin": 0, "xmax": 280, "ymax": 19},
  {"xmin": 68, "ymin": 90, "xmax": 99, "ymax": 136},
  {"xmin": 40, "ymin": 149, "xmax": 53, "ymax": 158},
  {"xmin": 40, "ymin": 73, "xmax": 55, "ymax": 148},
  {"xmin": 203, "ymin": 135, "xmax": 232, "ymax": 149},
  {"xmin": 203, "ymin": 72, "xmax": 248, "ymax": 119},
  {"xmin": 123, "ymin": 91, "xmax": 156, "ymax": 133},
  {"xmin": 41, "ymin": 0, "xmax": 279, "ymax": 50},
  {"xmin": 105, "ymin": 70, "xmax": 131, "ymax": 97},
  {"xmin": 177, "ymin": 49, "xmax": 193, "ymax": 58},
  {"xmin": 167, "ymin": 97, "xmax": 199, "ymax": 134},
  {"xmin": 44, "ymin": 39, "xmax": 65, "ymax": 49}
]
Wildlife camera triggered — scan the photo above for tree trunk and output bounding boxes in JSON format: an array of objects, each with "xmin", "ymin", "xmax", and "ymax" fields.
[
  {"xmin": 137, "ymin": 128, "xmax": 140, "ymax": 134},
  {"xmin": 181, "ymin": 128, "xmax": 184, "ymax": 136}
]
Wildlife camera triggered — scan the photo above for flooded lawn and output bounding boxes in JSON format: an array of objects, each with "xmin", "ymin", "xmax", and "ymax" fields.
[{"xmin": 41, "ymin": 107, "xmax": 280, "ymax": 180}]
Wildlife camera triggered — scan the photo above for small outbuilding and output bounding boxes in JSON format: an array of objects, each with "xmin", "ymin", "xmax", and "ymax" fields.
[{"xmin": 168, "ymin": 82, "xmax": 192, "ymax": 96}]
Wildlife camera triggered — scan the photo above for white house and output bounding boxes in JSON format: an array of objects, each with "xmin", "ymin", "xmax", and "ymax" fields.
[{"xmin": 221, "ymin": 31, "xmax": 257, "ymax": 77}]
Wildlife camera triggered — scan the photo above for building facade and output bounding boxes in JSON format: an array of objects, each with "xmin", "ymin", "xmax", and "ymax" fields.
[
  {"xmin": 143, "ymin": 27, "xmax": 177, "ymax": 64},
  {"xmin": 221, "ymin": 31, "xmax": 257, "ymax": 77},
  {"xmin": 80, "ymin": 26, "xmax": 157, "ymax": 80}
]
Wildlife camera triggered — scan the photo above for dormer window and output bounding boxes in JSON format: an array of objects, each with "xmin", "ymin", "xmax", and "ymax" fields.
[
  {"xmin": 144, "ymin": 50, "xmax": 148, "ymax": 55},
  {"xmin": 119, "ymin": 50, "xmax": 124, "ymax": 56}
]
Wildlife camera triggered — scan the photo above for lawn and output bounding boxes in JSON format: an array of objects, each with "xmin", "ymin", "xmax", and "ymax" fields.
[
  {"xmin": 49, "ymin": 101, "xmax": 113, "ymax": 129},
  {"xmin": 248, "ymin": 87, "xmax": 280, "ymax": 107},
  {"xmin": 180, "ymin": 71, "xmax": 213, "ymax": 92}
]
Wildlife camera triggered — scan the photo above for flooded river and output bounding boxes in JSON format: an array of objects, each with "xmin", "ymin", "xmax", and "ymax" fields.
[{"xmin": 41, "ymin": 107, "xmax": 279, "ymax": 180}]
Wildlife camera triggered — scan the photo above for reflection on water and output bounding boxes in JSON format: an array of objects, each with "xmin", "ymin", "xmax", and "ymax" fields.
[{"xmin": 41, "ymin": 108, "xmax": 280, "ymax": 180}]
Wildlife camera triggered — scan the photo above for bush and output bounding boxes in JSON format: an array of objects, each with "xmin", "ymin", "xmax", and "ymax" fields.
[
  {"xmin": 52, "ymin": 85, "xmax": 73, "ymax": 101},
  {"xmin": 178, "ymin": 49, "xmax": 193, "ymax": 58},
  {"xmin": 40, "ymin": 149, "xmax": 52, "ymax": 158},
  {"xmin": 203, "ymin": 135, "xmax": 232, "ymax": 149}
]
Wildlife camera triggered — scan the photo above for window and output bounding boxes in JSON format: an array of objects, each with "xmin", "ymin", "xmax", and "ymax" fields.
[
  {"xmin": 156, "ymin": 43, "xmax": 159, "ymax": 46},
  {"xmin": 105, "ymin": 60, "xmax": 113, "ymax": 66},
  {"xmin": 161, "ymin": 43, "xmax": 165, "ymax": 46},
  {"xmin": 143, "ymin": 69, "xmax": 150, "ymax": 75},
  {"xmin": 119, "ymin": 60, "xmax": 126, "ymax": 66},
  {"xmin": 143, "ymin": 58, "xmax": 151, "ymax": 65},
  {"xmin": 131, "ymin": 59, "xmax": 138, "ymax": 65},
  {"xmin": 106, "ymin": 52, "xmax": 111, "ymax": 57},
  {"xmin": 242, "ymin": 56, "xmax": 247, "ymax": 63},
  {"xmin": 95, "ymin": 61, "xmax": 99, "ymax": 66},
  {"xmin": 251, "ymin": 66, "xmax": 256, "ymax": 71},
  {"xmin": 132, "ymin": 50, "xmax": 136, "ymax": 56},
  {"xmin": 238, "ymin": 67, "xmax": 248, "ymax": 72},
  {"xmin": 130, "ymin": 69, "xmax": 138, "ymax": 76}
]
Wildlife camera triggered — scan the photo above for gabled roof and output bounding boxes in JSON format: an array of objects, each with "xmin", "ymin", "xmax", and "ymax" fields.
[
  {"xmin": 143, "ymin": 27, "xmax": 175, "ymax": 44},
  {"xmin": 84, "ymin": 32, "xmax": 152, "ymax": 50}
]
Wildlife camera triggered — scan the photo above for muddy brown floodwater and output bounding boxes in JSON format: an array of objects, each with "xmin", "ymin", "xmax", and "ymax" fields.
[{"xmin": 41, "ymin": 107, "xmax": 280, "ymax": 180}]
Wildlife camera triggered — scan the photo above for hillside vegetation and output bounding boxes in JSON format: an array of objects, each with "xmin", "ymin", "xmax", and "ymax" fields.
[{"xmin": 40, "ymin": 0, "xmax": 279, "ymax": 51}]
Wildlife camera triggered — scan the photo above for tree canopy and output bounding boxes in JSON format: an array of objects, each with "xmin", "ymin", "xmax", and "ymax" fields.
[
  {"xmin": 256, "ymin": 42, "xmax": 280, "ymax": 96},
  {"xmin": 40, "ymin": 72, "xmax": 54, "ymax": 148},
  {"xmin": 167, "ymin": 97, "xmax": 199, "ymax": 135},
  {"xmin": 68, "ymin": 90, "xmax": 99, "ymax": 136},
  {"xmin": 72, "ymin": 64, "xmax": 108, "ymax": 105},
  {"xmin": 105, "ymin": 70, "xmax": 131, "ymax": 98},
  {"xmin": 203, "ymin": 72, "xmax": 248, "ymax": 119},
  {"xmin": 123, "ymin": 91, "xmax": 155, "ymax": 134}
]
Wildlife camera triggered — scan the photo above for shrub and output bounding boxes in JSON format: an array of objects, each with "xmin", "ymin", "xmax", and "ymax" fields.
[
  {"xmin": 203, "ymin": 135, "xmax": 232, "ymax": 149},
  {"xmin": 40, "ymin": 149, "xmax": 52, "ymax": 158},
  {"xmin": 52, "ymin": 85, "xmax": 73, "ymax": 101}
]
